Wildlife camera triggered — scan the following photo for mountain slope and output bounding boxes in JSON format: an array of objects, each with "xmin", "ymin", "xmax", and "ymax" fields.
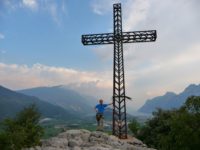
[
  {"xmin": 0, "ymin": 85, "xmax": 78, "ymax": 121},
  {"xmin": 138, "ymin": 84, "xmax": 200, "ymax": 114},
  {"xmin": 19, "ymin": 86, "xmax": 95, "ymax": 115}
]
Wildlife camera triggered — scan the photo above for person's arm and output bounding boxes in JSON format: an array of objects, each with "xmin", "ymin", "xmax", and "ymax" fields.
[
  {"xmin": 108, "ymin": 102, "xmax": 113, "ymax": 105},
  {"xmin": 104, "ymin": 103, "xmax": 113, "ymax": 107}
]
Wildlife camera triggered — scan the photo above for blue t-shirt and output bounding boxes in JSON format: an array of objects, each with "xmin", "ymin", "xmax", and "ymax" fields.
[{"xmin": 95, "ymin": 104, "xmax": 108, "ymax": 114}]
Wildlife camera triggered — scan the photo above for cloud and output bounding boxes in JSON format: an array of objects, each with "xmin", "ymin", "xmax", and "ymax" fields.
[
  {"xmin": 89, "ymin": 0, "xmax": 200, "ymax": 109},
  {"xmin": 0, "ymin": 33, "xmax": 5, "ymax": 39},
  {"xmin": 0, "ymin": 62, "xmax": 112, "ymax": 98},
  {"xmin": 45, "ymin": 2, "xmax": 59, "ymax": 23},
  {"xmin": 91, "ymin": 0, "xmax": 121, "ymax": 15},
  {"xmin": 42, "ymin": 1, "xmax": 67, "ymax": 25},
  {"xmin": 91, "ymin": 45, "xmax": 113, "ymax": 62},
  {"xmin": 22, "ymin": 0, "xmax": 38, "ymax": 11},
  {"xmin": 126, "ymin": 43, "xmax": 200, "ymax": 104},
  {"xmin": 123, "ymin": 0, "xmax": 150, "ymax": 31},
  {"xmin": 0, "ymin": 0, "xmax": 19, "ymax": 11},
  {"xmin": 0, "ymin": 0, "xmax": 67, "ymax": 25}
]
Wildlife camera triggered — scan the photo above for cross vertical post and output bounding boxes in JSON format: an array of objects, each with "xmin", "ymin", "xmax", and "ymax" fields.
[
  {"xmin": 113, "ymin": 3, "xmax": 127, "ymax": 138},
  {"xmin": 82, "ymin": 3, "xmax": 157, "ymax": 139}
]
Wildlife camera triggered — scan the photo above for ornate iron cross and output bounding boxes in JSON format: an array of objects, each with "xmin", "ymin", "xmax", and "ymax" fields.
[{"xmin": 82, "ymin": 3, "xmax": 157, "ymax": 139}]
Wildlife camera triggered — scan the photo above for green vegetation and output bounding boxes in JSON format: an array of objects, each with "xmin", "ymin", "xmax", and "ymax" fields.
[
  {"xmin": 40, "ymin": 118, "xmax": 98, "ymax": 139},
  {"xmin": 128, "ymin": 118, "xmax": 141, "ymax": 136},
  {"xmin": 42, "ymin": 125, "xmax": 64, "ymax": 139},
  {"xmin": 40, "ymin": 119, "xmax": 65, "ymax": 139},
  {"xmin": 129, "ymin": 96, "xmax": 200, "ymax": 150},
  {"xmin": 0, "ymin": 105, "xmax": 44, "ymax": 150}
]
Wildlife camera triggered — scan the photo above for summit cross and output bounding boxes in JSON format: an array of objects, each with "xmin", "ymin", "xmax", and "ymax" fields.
[{"xmin": 82, "ymin": 3, "xmax": 157, "ymax": 139}]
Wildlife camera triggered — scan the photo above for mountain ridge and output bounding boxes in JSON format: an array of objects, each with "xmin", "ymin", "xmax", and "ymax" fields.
[
  {"xmin": 138, "ymin": 83, "xmax": 200, "ymax": 114},
  {"xmin": 18, "ymin": 85, "xmax": 95, "ymax": 116},
  {"xmin": 0, "ymin": 85, "xmax": 78, "ymax": 121}
]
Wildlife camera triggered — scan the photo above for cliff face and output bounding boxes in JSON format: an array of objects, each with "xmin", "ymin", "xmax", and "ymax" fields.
[{"xmin": 25, "ymin": 129, "xmax": 155, "ymax": 150}]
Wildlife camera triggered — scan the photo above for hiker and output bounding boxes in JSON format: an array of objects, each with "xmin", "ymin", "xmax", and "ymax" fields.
[{"xmin": 95, "ymin": 99, "xmax": 112, "ymax": 131}]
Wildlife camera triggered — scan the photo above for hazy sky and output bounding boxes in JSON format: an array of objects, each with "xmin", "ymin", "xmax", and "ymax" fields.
[{"xmin": 0, "ymin": 0, "xmax": 200, "ymax": 110}]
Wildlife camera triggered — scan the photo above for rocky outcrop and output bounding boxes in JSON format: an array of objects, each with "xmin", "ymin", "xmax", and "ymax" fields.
[{"xmin": 25, "ymin": 129, "xmax": 155, "ymax": 150}]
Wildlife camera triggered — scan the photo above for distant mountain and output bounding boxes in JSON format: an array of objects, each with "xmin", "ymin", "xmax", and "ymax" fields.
[
  {"xmin": 138, "ymin": 84, "xmax": 200, "ymax": 114},
  {"xmin": 0, "ymin": 85, "xmax": 78, "ymax": 121},
  {"xmin": 19, "ymin": 86, "xmax": 95, "ymax": 116}
]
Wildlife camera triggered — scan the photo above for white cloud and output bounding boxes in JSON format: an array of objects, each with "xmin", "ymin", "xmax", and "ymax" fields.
[
  {"xmin": 61, "ymin": 0, "xmax": 67, "ymax": 15},
  {"xmin": 125, "ymin": 43, "xmax": 200, "ymax": 107},
  {"xmin": 123, "ymin": 0, "xmax": 150, "ymax": 31},
  {"xmin": 47, "ymin": 2, "xmax": 58, "ymax": 22},
  {"xmin": 0, "ymin": 33, "xmax": 5, "ymax": 40},
  {"xmin": 1, "ymin": 0, "xmax": 67, "ymax": 25},
  {"xmin": 35, "ymin": 0, "xmax": 67, "ymax": 25},
  {"xmin": 91, "ymin": 0, "xmax": 121, "ymax": 15},
  {"xmin": 22, "ymin": 0, "xmax": 38, "ymax": 10},
  {"xmin": 1, "ymin": 0, "xmax": 19, "ymax": 11},
  {"xmin": 89, "ymin": 0, "xmax": 200, "ymax": 109},
  {"xmin": 91, "ymin": 45, "xmax": 113, "ymax": 61},
  {"xmin": 0, "ymin": 62, "xmax": 112, "ymax": 99}
]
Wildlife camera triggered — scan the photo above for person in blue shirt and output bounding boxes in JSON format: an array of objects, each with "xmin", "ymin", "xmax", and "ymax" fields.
[{"xmin": 95, "ymin": 99, "xmax": 112, "ymax": 131}]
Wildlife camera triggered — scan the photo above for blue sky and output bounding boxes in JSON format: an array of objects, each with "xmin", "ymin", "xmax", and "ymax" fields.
[
  {"xmin": 0, "ymin": 0, "xmax": 114, "ymax": 70},
  {"xmin": 1, "ymin": 0, "xmax": 200, "ymax": 110}
]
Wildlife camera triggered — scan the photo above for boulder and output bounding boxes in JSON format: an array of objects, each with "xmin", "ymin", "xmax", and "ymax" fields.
[
  {"xmin": 25, "ymin": 129, "xmax": 155, "ymax": 150},
  {"xmin": 42, "ymin": 137, "xmax": 68, "ymax": 148}
]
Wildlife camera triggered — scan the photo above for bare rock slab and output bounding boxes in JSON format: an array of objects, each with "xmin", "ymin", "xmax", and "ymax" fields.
[{"xmin": 25, "ymin": 129, "xmax": 155, "ymax": 150}]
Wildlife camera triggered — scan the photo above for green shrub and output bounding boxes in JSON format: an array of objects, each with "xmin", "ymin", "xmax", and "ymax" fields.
[
  {"xmin": 0, "ymin": 104, "xmax": 44, "ymax": 150},
  {"xmin": 135, "ymin": 96, "xmax": 200, "ymax": 150},
  {"xmin": 128, "ymin": 119, "xmax": 141, "ymax": 136}
]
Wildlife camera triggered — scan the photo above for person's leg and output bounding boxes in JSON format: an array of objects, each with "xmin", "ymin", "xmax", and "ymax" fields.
[
  {"xmin": 97, "ymin": 121, "xmax": 100, "ymax": 131},
  {"xmin": 99, "ymin": 116, "xmax": 104, "ymax": 131},
  {"xmin": 96, "ymin": 114, "xmax": 100, "ymax": 130}
]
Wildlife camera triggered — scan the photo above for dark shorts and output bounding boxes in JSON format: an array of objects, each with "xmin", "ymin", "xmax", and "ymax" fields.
[{"xmin": 96, "ymin": 113, "xmax": 104, "ymax": 121}]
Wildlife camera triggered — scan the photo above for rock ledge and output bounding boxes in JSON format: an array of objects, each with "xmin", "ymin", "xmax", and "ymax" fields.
[{"xmin": 25, "ymin": 129, "xmax": 155, "ymax": 150}]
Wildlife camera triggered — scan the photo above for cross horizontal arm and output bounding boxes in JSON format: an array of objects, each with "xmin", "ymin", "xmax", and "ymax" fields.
[
  {"xmin": 82, "ymin": 30, "xmax": 157, "ymax": 46},
  {"xmin": 82, "ymin": 33, "xmax": 114, "ymax": 45},
  {"xmin": 122, "ymin": 30, "xmax": 157, "ymax": 43}
]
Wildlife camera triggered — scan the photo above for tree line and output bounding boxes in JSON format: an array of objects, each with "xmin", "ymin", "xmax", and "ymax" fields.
[{"xmin": 129, "ymin": 96, "xmax": 200, "ymax": 150}]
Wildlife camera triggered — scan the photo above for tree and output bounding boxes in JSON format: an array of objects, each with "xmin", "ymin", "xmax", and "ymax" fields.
[
  {"xmin": 170, "ymin": 96, "xmax": 200, "ymax": 150},
  {"xmin": 137, "ymin": 108, "xmax": 175, "ymax": 149},
  {"xmin": 128, "ymin": 119, "xmax": 141, "ymax": 136},
  {"xmin": 0, "ymin": 104, "xmax": 44, "ymax": 150},
  {"xmin": 135, "ymin": 96, "xmax": 200, "ymax": 150},
  {"xmin": 183, "ymin": 95, "xmax": 200, "ymax": 114}
]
